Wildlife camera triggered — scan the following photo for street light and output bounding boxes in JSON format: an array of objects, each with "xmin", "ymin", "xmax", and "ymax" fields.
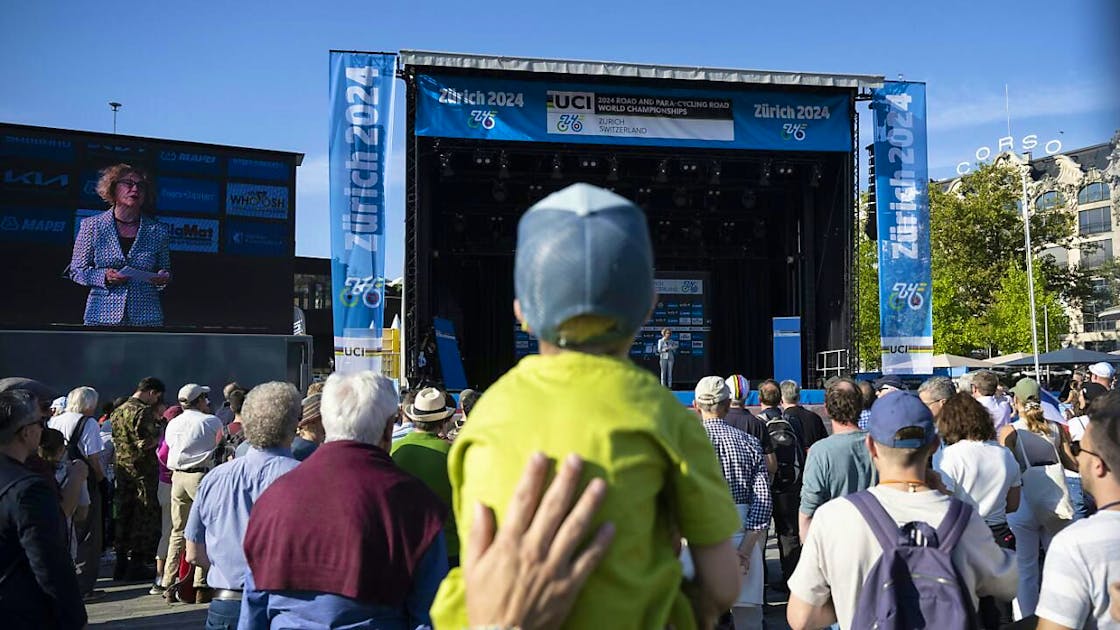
[
  {"xmin": 109, "ymin": 102, "xmax": 122, "ymax": 134},
  {"xmin": 1019, "ymin": 154, "xmax": 1042, "ymax": 377}
]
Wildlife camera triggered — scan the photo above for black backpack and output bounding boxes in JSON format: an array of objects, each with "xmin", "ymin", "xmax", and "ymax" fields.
[{"xmin": 760, "ymin": 409, "xmax": 805, "ymax": 493}]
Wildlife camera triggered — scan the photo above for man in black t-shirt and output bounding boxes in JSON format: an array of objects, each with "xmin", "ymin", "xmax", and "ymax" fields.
[
  {"xmin": 779, "ymin": 380, "xmax": 828, "ymax": 450},
  {"xmin": 723, "ymin": 374, "xmax": 776, "ymax": 475}
]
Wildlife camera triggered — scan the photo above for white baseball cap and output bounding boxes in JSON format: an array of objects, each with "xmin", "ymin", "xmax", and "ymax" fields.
[
  {"xmin": 1089, "ymin": 362, "xmax": 1115, "ymax": 379},
  {"xmin": 178, "ymin": 384, "xmax": 210, "ymax": 404}
]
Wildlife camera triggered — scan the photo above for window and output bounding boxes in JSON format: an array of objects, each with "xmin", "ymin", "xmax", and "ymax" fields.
[
  {"xmin": 1078, "ymin": 182, "xmax": 1110, "ymax": 205},
  {"xmin": 1079, "ymin": 207, "xmax": 1112, "ymax": 235},
  {"xmin": 1036, "ymin": 190, "xmax": 1063, "ymax": 211},
  {"xmin": 1086, "ymin": 339, "xmax": 1119, "ymax": 352},
  {"xmin": 1081, "ymin": 239, "xmax": 1113, "ymax": 269},
  {"xmin": 1041, "ymin": 246, "xmax": 1069, "ymax": 267}
]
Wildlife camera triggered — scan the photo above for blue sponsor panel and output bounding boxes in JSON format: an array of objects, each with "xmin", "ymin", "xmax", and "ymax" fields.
[
  {"xmin": 872, "ymin": 82, "xmax": 932, "ymax": 374},
  {"xmin": 78, "ymin": 170, "xmax": 103, "ymax": 205},
  {"xmin": 84, "ymin": 138, "xmax": 150, "ymax": 163},
  {"xmin": 225, "ymin": 182, "xmax": 289, "ymax": 220},
  {"xmin": 158, "ymin": 148, "xmax": 221, "ymax": 176},
  {"xmin": 0, "ymin": 207, "xmax": 73, "ymax": 245},
  {"xmin": 415, "ymin": 74, "xmax": 851, "ymax": 152},
  {"xmin": 225, "ymin": 219, "xmax": 289, "ymax": 257},
  {"xmin": 156, "ymin": 176, "xmax": 221, "ymax": 214},
  {"xmin": 228, "ymin": 157, "xmax": 289, "ymax": 182},
  {"xmin": 773, "ymin": 316, "xmax": 802, "ymax": 386},
  {"xmin": 0, "ymin": 161, "xmax": 72, "ymax": 198},
  {"xmin": 0, "ymin": 133, "xmax": 75, "ymax": 162},
  {"xmin": 159, "ymin": 216, "xmax": 220, "ymax": 253}
]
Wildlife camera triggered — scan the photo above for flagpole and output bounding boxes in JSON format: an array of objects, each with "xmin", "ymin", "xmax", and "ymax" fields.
[{"xmin": 1008, "ymin": 85, "xmax": 1042, "ymax": 378}]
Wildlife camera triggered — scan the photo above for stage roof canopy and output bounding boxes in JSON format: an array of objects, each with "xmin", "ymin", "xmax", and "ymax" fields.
[{"xmin": 397, "ymin": 50, "xmax": 886, "ymax": 91}]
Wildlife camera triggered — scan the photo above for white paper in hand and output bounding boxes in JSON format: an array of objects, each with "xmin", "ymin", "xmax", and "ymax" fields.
[{"xmin": 119, "ymin": 266, "xmax": 158, "ymax": 282}]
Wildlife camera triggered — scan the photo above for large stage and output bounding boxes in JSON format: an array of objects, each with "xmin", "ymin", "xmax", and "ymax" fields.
[{"xmin": 399, "ymin": 52, "xmax": 884, "ymax": 389}]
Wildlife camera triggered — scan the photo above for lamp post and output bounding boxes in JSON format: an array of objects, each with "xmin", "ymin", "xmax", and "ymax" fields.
[
  {"xmin": 1020, "ymin": 154, "xmax": 1042, "ymax": 377},
  {"xmin": 109, "ymin": 102, "xmax": 122, "ymax": 134}
]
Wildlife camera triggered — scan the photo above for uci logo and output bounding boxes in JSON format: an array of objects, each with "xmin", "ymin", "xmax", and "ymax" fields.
[
  {"xmin": 885, "ymin": 345, "xmax": 911, "ymax": 354},
  {"xmin": 467, "ymin": 110, "xmax": 497, "ymax": 130},
  {"xmin": 547, "ymin": 91, "xmax": 595, "ymax": 112},
  {"xmin": 781, "ymin": 123, "xmax": 807, "ymax": 141}
]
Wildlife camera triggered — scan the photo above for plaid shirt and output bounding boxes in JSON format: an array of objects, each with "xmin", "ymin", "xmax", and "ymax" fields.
[
  {"xmin": 858, "ymin": 409, "xmax": 872, "ymax": 431},
  {"xmin": 702, "ymin": 419, "xmax": 772, "ymax": 531}
]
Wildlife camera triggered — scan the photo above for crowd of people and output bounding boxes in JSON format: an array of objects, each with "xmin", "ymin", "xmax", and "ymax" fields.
[{"xmin": 2, "ymin": 182, "xmax": 1119, "ymax": 629}]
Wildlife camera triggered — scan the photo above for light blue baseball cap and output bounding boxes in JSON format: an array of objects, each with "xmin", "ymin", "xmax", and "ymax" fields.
[{"xmin": 514, "ymin": 183, "xmax": 653, "ymax": 347}]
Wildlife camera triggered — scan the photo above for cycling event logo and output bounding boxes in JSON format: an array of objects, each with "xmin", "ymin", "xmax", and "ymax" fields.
[
  {"xmin": 467, "ymin": 110, "xmax": 497, "ymax": 130},
  {"xmin": 339, "ymin": 275, "xmax": 383, "ymax": 309},
  {"xmin": 781, "ymin": 123, "xmax": 808, "ymax": 141},
  {"xmin": 888, "ymin": 282, "xmax": 927, "ymax": 311},
  {"xmin": 555, "ymin": 114, "xmax": 584, "ymax": 132}
]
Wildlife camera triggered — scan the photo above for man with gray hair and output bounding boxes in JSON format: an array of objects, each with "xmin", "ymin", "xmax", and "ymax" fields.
[
  {"xmin": 779, "ymin": 380, "xmax": 828, "ymax": 450},
  {"xmin": 184, "ymin": 381, "xmax": 302, "ymax": 629},
  {"xmin": 918, "ymin": 376, "xmax": 956, "ymax": 419},
  {"xmin": 240, "ymin": 371, "xmax": 449, "ymax": 629}
]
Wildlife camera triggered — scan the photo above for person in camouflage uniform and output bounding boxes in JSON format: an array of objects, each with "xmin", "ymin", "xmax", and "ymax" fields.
[{"xmin": 111, "ymin": 376, "xmax": 165, "ymax": 581}]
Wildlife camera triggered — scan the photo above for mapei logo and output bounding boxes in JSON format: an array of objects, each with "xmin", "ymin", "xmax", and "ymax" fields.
[
  {"xmin": 889, "ymin": 282, "xmax": 928, "ymax": 311},
  {"xmin": 3, "ymin": 169, "xmax": 69, "ymax": 189},
  {"xmin": 781, "ymin": 123, "xmax": 808, "ymax": 141},
  {"xmin": 0, "ymin": 215, "xmax": 66, "ymax": 233},
  {"xmin": 466, "ymin": 110, "xmax": 497, "ymax": 130},
  {"xmin": 546, "ymin": 91, "xmax": 595, "ymax": 112}
]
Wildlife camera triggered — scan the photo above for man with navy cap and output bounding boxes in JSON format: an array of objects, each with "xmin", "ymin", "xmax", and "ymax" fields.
[{"xmin": 787, "ymin": 393, "xmax": 1017, "ymax": 629}]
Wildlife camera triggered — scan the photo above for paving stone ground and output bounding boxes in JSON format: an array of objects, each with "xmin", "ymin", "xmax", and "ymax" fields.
[{"xmin": 86, "ymin": 536, "xmax": 792, "ymax": 628}]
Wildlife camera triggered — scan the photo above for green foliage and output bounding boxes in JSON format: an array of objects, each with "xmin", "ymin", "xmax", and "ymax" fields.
[
  {"xmin": 855, "ymin": 224, "xmax": 880, "ymax": 369},
  {"xmin": 986, "ymin": 261, "xmax": 1069, "ymax": 353}
]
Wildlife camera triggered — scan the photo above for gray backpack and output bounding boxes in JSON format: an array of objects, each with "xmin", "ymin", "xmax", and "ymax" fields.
[{"xmin": 847, "ymin": 491, "xmax": 978, "ymax": 630}]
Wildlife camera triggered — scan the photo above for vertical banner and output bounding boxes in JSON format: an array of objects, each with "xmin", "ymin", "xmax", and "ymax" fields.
[
  {"xmin": 329, "ymin": 52, "xmax": 395, "ymax": 374},
  {"xmin": 872, "ymin": 81, "xmax": 933, "ymax": 374}
]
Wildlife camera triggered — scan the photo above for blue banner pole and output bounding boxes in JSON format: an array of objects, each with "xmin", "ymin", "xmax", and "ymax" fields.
[
  {"xmin": 871, "ymin": 81, "xmax": 933, "ymax": 374},
  {"xmin": 328, "ymin": 52, "xmax": 395, "ymax": 374}
]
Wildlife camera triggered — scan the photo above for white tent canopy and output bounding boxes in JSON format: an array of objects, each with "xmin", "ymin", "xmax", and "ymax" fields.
[
  {"xmin": 931, "ymin": 354, "xmax": 997, "ymax": 369},
  {"xmin": 988, "ymin": 352, "xmax": 1032, "ymax": 365}
]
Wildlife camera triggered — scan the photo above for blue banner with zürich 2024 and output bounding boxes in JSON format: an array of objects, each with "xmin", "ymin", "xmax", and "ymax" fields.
[
  {"xmin": 329, "ymin": 52, "xmax": 394, "ymax": 374},
  {"xmin": 872, "ymin": 81, "xmax": 933, "ymax": 374},
  {"xmin": 414, "ymin": 74, "xmax": 852, "ymax": 152}
]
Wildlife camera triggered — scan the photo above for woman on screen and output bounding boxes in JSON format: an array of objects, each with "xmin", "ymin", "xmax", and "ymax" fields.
[{"xmin": 69, "ymin": 164, "xmax": 171, "ymax": 326}]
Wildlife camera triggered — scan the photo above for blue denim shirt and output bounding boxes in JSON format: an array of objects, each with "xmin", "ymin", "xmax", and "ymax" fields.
[
  {"xmin": 184, "ymin": 446, "xmax": 300, "ymax": 590},
  {"xmin": 238, "ymin": 532, "xmax": 448, "ymax": 629}
]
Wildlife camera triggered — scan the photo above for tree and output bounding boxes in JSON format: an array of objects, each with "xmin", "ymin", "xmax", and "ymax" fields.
[
  {"xmin": 855, "ymin": 161, "xmax": 1087, "ymax": 361},
  {"xmin": 985, "ymin": 261, "xmax": 1069, "ymax": 354},
  {"xmin": 855, "ymin": 223, "xmax": 880, "ymax": 369}
]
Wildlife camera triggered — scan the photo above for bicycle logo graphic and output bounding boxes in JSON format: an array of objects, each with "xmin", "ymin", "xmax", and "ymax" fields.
[{"xmin": 556, "ymin": 114, "xmax": 584, "ymax": 132}]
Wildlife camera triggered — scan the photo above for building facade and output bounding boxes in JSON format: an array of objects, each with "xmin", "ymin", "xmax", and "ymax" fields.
[{"xmin": 993, "ymin": 134, "xmax": 1119, "ymax": 351}]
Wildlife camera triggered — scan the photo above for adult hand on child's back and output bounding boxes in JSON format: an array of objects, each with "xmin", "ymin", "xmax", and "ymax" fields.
[{"xmin": 465, "ymin": 452, "xmax": 614, "ymax": 630}]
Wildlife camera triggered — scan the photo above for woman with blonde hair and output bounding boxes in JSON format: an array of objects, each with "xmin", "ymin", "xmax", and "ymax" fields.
[
  {"xmin": 68, "ymin": 163, "xmax": 171, "ymax": 326},
  {"xmin": 999, "ymin": 377, "xmax": 1078, "ymax": 619}
]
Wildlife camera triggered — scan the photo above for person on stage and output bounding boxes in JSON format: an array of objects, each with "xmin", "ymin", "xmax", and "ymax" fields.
[
  {"xmin": 657, "ymin": 327, "xmax": 678, "ymax": 388},
  {"xmin": 69, "ymin": 164, "xmax": 171, "ymax": 326}
]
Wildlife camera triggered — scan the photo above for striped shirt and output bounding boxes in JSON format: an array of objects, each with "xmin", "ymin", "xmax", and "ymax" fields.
[
  {"xmin": 701, "ymin": 419, "xmax": 772, "ymax": 531},
  {"xmin": 1036, "ymin": 510, "xmax": 1120, "ymax": 629}
]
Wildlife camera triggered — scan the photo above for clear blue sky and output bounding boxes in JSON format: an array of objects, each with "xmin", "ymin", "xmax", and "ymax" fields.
[{"xmin": 3, "ymin": 0, "xmax": 1117, "ymax": 276}]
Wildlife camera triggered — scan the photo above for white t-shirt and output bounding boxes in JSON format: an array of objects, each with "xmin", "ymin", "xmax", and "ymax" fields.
[
  {"xmin": 1065, "ymin": 416, "xmax": 1090, "ymax": 479},
  {"xmin": 788, "ymin": 486, "xmax": 1018, "ymax": 629},
  {"xmin": 977, "ymin": 395, "xmax": 1012, "ymax": 431},
  {"xmin": 937, "ymin": 440, "xmax": 1021, "ymax": 525},
  {"xmin": 48, "ymin": 411, "xmax": 104, "ymax": 458},
  {"xmin": 1036, "ymin": 510, "xmax": 1120, "ymax": 629},
  {"xmin": 165, "ymin": 409, "xmax": 224, "ymax": 471}
]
